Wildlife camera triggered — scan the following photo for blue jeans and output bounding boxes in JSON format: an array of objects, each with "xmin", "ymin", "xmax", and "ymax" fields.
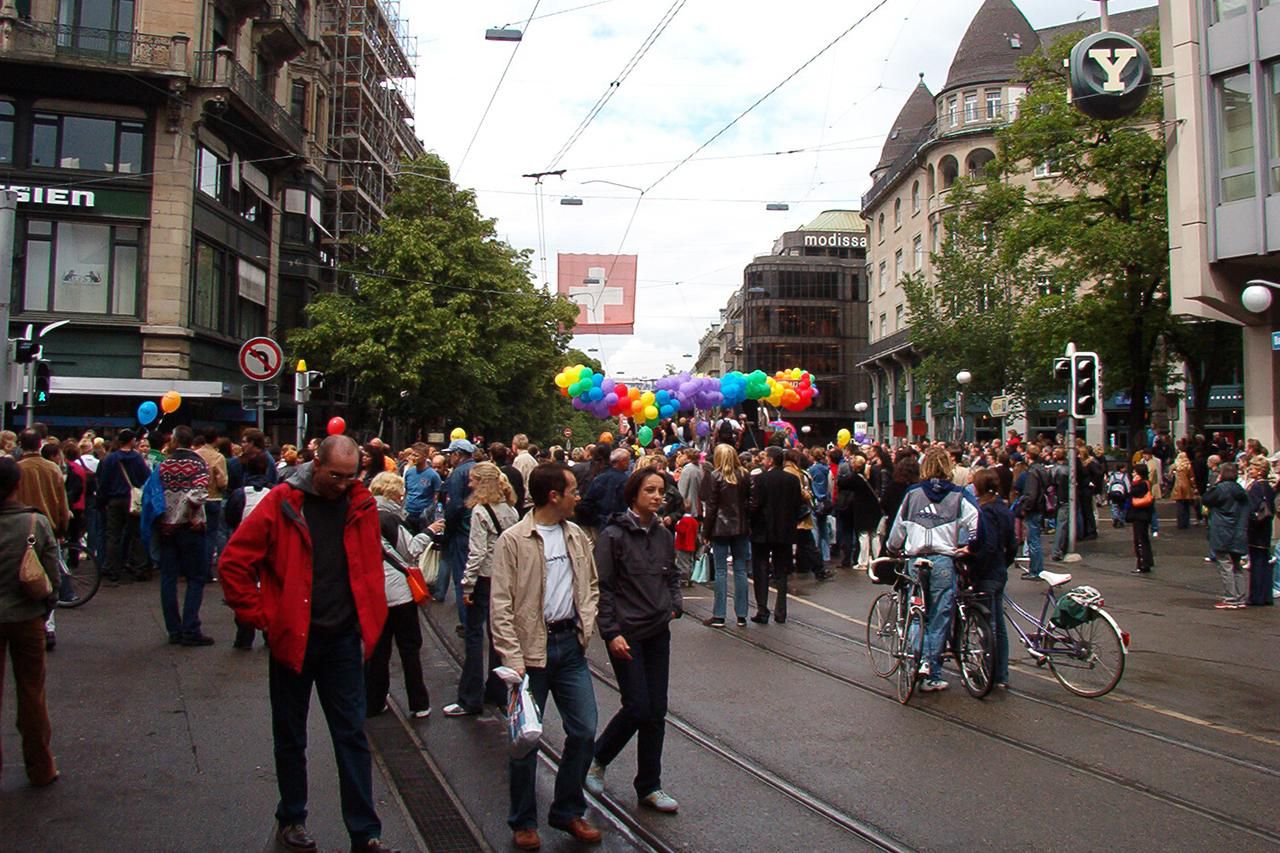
[
  {"xmin": 203, "ymin": 501, "xmax": 224, "ymax": 570},
  {"xmin": 711, "ymin": 535, "xmax": 750, "ymax": 620},
  {"xmin": 509, "ymin": 630, "xmax": 597, "ymax": 830},
  {"xmin": 812, "ymin": 513, "xmax": 831, "ymax": 562},
  {"xmin": 1025, "ymin": 512, "xmax": 1044, "ymax": 577},
  {"xmin": 270, "ymin": 629, "xmax": 380, "ymax": 844},
  {"xmin": 1150, "ymin": 512, "xmax": 1160, "ymax": 534},
  {"xmin": 911, "ymin": 554, "xmax": 956, "ymax": 678},
  {"xmin": 975, "ymin": 580, "xmax": 1008, "ymax": 684},
  {"xmin": 158, "ymin": 528, "xmax": 210, "ymax": 639},
  {"xmin": 458, "ymin": 578, "xmax": 506, "ymax": 711},
  {"xmin": 1053, "ymin": 504, "xmax": 1070, "ymax": 558},
  {"xmin": 835, "ymin": 515, "xmax": 855, "ymax": 565},
  {"xmin": 595, "ymin": 628, "xmax": 670, "ymax": 797},
  {"xmin": 434, "ymin": 536, "xmax": 469, "ymax": 629}
]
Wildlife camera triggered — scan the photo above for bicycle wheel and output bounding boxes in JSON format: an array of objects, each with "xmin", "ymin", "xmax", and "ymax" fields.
[
  {"xmin": 866, "ymin": 592, "xmax": 900, "ymax": 678},
  {"xmin": 1047, "ymin": 610, "xmax": 1125, "ymax": 698},
  {"xmin": 897, "ymin": 609, "xmax": 924, "ymax": 704},
  {"xmin": 57, "ymin": 559, "xmax": 101, "ymax": 608},
  {"xmin": 958, "ymin": 606, "xmax": 994, "ymax": 699}
]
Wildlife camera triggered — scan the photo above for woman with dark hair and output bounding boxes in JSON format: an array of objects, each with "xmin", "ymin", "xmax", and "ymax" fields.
[
  {"xmin": 970, "ymin": 468, "xmax": 1015, "ymax": 687},
  {"xmin": 0, "ymin": 456, "xmax": 62, "ymax": 786},
  {"xmin": 360, "ymin": 443, "xmax": 389, "ymax": 486},
  {"xmin": 587, "ymin": 466, "xmax": 682, "ymax": 814},
  {"xmin": 881, "ymin": 456, "xmax": 920, "ymax": 540}
]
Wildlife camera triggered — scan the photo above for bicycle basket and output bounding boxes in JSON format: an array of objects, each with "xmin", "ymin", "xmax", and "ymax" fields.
[{"xmin": 1051, "ymin": 585, "xmax": 1103, "ymax": 630}]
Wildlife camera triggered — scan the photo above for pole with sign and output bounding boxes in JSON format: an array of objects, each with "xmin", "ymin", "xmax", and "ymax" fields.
[{"xmin": 238, "ymin": 336, "xmax": 284, "ymax": 431}]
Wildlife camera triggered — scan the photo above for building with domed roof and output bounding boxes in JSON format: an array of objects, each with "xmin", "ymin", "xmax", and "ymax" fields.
[{"xmin": 856, "ymin": 0, "xmax": 1158, "ymax": 444}]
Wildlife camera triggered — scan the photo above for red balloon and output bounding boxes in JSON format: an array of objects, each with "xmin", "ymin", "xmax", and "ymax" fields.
[
  {"xmin": 615, "ymin": 384, "xmax": 628, "ymax": 399},
  {"xmin": 327, "ymin": 416, "xmax": 346, "ymax": 436}
]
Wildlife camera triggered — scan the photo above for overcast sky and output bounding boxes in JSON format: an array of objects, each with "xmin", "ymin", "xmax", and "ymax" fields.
[{"xmin": 410, "ymin": 0, "xmax": 1157, "ymax": 382}]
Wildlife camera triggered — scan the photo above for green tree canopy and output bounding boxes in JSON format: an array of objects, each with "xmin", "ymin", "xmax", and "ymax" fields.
[{"xmin": 289, "ymin": 153, "xmax": 580, "ymax": 441}]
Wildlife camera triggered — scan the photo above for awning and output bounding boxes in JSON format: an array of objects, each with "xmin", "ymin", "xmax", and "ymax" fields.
[{"xmin": 50, "ymin": 377, "xmax": 232, "ymax": 399}]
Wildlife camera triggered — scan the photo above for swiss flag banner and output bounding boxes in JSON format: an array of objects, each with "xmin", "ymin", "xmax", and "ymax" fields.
[{"xmin": 557, "ymin": 253, "xmax": 638, "ymax": 335}]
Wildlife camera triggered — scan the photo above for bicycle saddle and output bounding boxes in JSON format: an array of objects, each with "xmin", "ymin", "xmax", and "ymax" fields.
[{"xmin": 1037, "ymin": 570, "xmax": 1073, "ymax": 587}]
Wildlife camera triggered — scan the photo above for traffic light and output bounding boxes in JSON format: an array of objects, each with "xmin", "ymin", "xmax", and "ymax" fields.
[
  {"xmin": 1070, "ymin": 352, "xmax": 1099, "ymax": 419},
  {"xmin": 14, "ymin": 339, "xmax": 36, "ymax": 364},
  {"xmin": 34, "ymin": 362, "xmax": 51, "ymax": 407}
]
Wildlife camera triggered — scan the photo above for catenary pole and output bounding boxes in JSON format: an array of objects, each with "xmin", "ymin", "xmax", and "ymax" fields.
[{"xmin": 0, "ymin": 191, "xmax": 16, "ymax": 417}]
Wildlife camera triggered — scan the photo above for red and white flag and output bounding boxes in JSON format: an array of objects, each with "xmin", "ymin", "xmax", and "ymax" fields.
[{"xmin": 557, "ymin": 253, "xmax": 637, "ymax": 335}]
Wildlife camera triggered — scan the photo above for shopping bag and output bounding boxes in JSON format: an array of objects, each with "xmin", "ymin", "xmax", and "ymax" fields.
[
  {"xmin": 19, "ymin": 515, "xmax": 51, "ymax": 600},
  {"xmin": 690, "ymin": 551, "xmax": 711, "ymax": 584},
  {"xmin": 495, "ymin": 666, "xmax": 542, "ymax": 758},
  {"xmin": 418, "ymin": 542, "xmax": 442, "ymax": 587}
]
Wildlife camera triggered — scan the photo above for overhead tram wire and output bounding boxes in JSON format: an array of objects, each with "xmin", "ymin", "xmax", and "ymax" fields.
[
  {"xmin": 643, "ymin": 0, "xmax": 894, "ymax": 194},
  {"xmin": 543, "ymin": 0, "xmax": 689, "ymax": 171},
  {"xmin": 456, "ymin": 0, "xmax": 544, "ymax": 179}
]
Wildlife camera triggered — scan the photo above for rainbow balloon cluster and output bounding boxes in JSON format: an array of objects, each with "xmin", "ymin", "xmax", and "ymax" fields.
[{"xmin": 554, "ymin": 365, "xmax": 819, "ymax": 421}]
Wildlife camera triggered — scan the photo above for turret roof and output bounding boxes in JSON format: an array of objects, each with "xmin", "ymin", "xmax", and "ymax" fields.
[{"xmin": 943, "ymin": 0, "xmax": 1040, "ymax": 92}]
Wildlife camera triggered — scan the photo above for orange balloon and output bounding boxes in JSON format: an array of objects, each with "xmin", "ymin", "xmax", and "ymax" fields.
[{"xmin": 160, "ymin": 390, "xmax": 182, "ymax": 414}]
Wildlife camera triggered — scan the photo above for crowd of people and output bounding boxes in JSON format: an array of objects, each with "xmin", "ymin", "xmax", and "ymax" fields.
[{"xmin": 1, "ymin": 414, "xmax": 1276, "ymax": 851}]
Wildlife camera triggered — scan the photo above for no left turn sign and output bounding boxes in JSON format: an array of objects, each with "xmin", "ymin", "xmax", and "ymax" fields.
[{"xmin": 239, "ymin": 336, "xmax": 284, "ymax": 382}]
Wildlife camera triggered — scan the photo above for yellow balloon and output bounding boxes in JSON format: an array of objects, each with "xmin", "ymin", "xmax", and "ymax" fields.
[
  {"xmin": 450, "ymin": 427, "xmax": 467, "ymax": 441},
  {"xmin": 837, "ymin": 428, "xmax": 851, "ymax": 448},
  {"xmin": 640, "ymin": 391, "xmax": 655, "ymax": 406},
  {"xmin": 644, "ymin": 405, "xmax": 659, "ymax": 421},
  {"xmin": 555, "ymin": 373, "xmax": 570, "ymax": 388}
]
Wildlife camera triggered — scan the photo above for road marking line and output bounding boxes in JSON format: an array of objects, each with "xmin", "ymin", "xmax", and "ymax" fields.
[{"xmin": 786, "ymin": 593, "xmax": 866, "ymax": 626}]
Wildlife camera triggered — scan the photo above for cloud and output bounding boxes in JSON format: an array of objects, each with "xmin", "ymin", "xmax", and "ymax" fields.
[{"xmin": 412, "ymin": 0, "xmax": 1158, "ymax": 379}]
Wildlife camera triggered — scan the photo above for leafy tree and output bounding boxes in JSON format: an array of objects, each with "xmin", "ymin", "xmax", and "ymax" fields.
[
  {"xmin": 289, "ymin": 154, "xmax": 580, "ymax": 441},
  {"xmin": 1165, "ymin": 319, "xmax": 1242, "ymax": 437},
  {"xmin": 905, "ymin": 29, "xmax": 1168, "ymax": 447}
]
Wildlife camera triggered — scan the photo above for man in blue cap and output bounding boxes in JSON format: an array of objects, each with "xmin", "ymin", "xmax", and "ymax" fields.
[{"xmin": 436, "ymin": 438, "xmax": 477, "ymax": 633}]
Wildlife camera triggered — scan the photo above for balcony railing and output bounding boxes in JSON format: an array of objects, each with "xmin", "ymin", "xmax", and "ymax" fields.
[
  {"xmin": 0, "ymin": 20, "xmax": 186, "ymax": 72},
  {"xmin": 256, "ymin": 0, "xmax": 307, "ymax": 59},
  {"xmin": 194, "ymin": 48, "xmax": 305, "ymax": 152}
]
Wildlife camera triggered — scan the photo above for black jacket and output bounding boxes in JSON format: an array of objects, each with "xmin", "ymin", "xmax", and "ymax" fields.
[
  {"xmin": 836, "ymin": 463, "xmax": 882, "ymax": 531},
  {"xmin": 750, "ymin": 467, "xmax": 802, "ymax": 544},
  {"xmin": 581, "ymin": 466, "xmax": 628, "ymax": 529},
  {"xmin": 702, "ymin": 470, "xmax": 751, "ymax": 539},
  {"xmin": 594, "ymin": 511, "xmax": 682, "ymax": 643},
  {"xmin": 1247, "ymin": 480, "xmax": 1276, "ymax": 549},
  {"xmin": 972, "ymin": 498, "xmax": 1016, "ymax": 586}
]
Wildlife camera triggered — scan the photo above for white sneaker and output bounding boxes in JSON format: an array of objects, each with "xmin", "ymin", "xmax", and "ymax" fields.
[
  {"xmin": 919, "ymin": 678, "xmax": 949, "ymax": 692},
  {"xmin": 918, "ymin": 661, "xmax": 930, "ymax": 677},
  {"xmin": 585, "ymin": 761, "xmax": 605, "ymax": 796},
  {"xmin": 1152, "ymin": 531, "xmax": 1159, "ymax": 539},
  {"xmin": 640, "ymin": 790, "xmax": 679, "ymax": 813}
]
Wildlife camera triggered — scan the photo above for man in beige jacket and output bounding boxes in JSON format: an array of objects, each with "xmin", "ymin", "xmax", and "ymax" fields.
[{"xmin": 491, "ymin": 462, "xmax": 601, "ymax": 851}]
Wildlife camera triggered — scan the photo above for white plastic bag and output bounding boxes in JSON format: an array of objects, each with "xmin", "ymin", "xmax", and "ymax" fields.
[{"xmin": 495, "ymin": 666, "xmax": 542, "ymax": 758}]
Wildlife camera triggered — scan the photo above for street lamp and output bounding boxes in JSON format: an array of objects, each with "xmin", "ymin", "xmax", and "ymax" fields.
[
  {"xmin": 1242, "ymin": 279, "xmax": 1280, "ymax": 313},
  {"xmin": 854, "ymin": 401, "xmax": 868, "ymax": 414},
  {"xmin": 955, "ymin": 370, "xmax": 972, "ymax": 441}
]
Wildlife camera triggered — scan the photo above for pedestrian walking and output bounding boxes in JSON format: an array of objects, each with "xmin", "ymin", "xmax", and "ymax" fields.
[
  {"xmin": 444, "ymin": 462, "xmax": 518, "ymax": 717},
  {"xmin": 144, "ymin": 426, "xmax": 214, "ymax": 646},
  {"xmin": 1244, "ymin": 456, "xmax": 1275, "ymax": 606},
  {"xmin": 490, "ymin": 463, "xmax": 602, "ymax": 850},
  {"xmin": 748, "ymin": 446, "xmax": 802, "ymax": 624},
  {"xmin": 1019, "ymin": 445, "xmax": 1050, "ymax": 578},
  {"xmin": 586, "ymin": 466, "xmax": 683, "ymax": 814},
  {"xmin": 1202, "ymin": 462, "xmax": 1251, "ymax": 609},
  {"xmin": 0, "ymin": 456, "xmax": 61, "ymax": 787},
  {"xmin": 1127, "ymin": 462, "xmax": 1156, "ymax": 574},
  {"xmin": 365, "ymin": 472, "xmax": 431, "ymax": 719},
  {"xmin": 701, "ymin": 443, "xmax": 752, "ymax": 627},
  {"xmin": 219, "ymin": 436, "xmax": 400, "ymax": 853},
  {"xmin": 784, "ymin": 449, "xmax": 829, "ymax": 580},
  {"xmin": 436, "ymin": 438, "xmax": 477, "ymax": 630}
]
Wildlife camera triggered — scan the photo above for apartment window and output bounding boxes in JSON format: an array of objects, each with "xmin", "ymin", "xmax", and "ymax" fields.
[
  {"xmin": 878, "ymin": 312, "xmax": 887, "ymax": 340},
  {"xmin": 1217, "ymin": 70, "xmax": 1255, "ymax": 202},
  {"xmin": 290, "ymin": 81, "xmax": 307, "ymax": 125},
  {"xmin": 947, "ymin": 96, "xmax": 958, "ymax": 127},
  {"xmin": 893, "ymin": 198, "xmax": 901, "ymax": 229},
  {"xmin": 877, "ymin": 212, "xmax": 885, "ymax": 242},
  {"xmin": 895, "ymin": 304, "xmax": 904, "ymax": 330},
  {"xmin": 1269, "ymin": 63, "xmax": 1280, "ymax": 192},
  {"xmin": 894, "ymin": 248, "xmax": 903, "ymax": 283},
  {"xmin": 197, "ymin": 145, "xmax": 228, "ymax": 201},
  {"xmin": 30, "ymin": 112, "xmax": 144, "ymax": 172},
  {"xmin": 192, "ymin": 240, "xmax": 266, "ymax": 337},
  {"xmin": 1035, "ymin": 275, "xmax": 1064, "ymax": 297},
  {"xmin": 986, "ymin": 89, "xmax": 1002, "ymax": 121},
  {"xmin": 911, "ymin": 180, "xmax": 920, "ymax": 213},
  {"xmin": 1213, "ymin": 0, "xmax": 1248, "ymax": 22},
  {"xmin": 0, "ymin": 102, "xmax": 12, "ymax": 164},
  {"xmin": 878, "ymin": 261, "xmax": 887, "ymax": 295},
  {"xmin": 964, "ymin": 91, "xmax": 978, "ymax": 123},
  {"xmin": 1033, "ymin": 160, "xmax": 1061, "ymax": 178},
  {"xmin": 930, "ymin": 222, "xmax": 939, "ymax": 253},
  {"xmin": 21, "ymin": 219, "xmax": 139, "ymax": 316},
  {"xmin": 912, "ymin": 234, "xmax": 923, "ymax": 270}
]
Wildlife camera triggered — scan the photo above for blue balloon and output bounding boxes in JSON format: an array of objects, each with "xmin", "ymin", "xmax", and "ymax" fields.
[{"xmin": 137, "ymin": 400, "xmax": 158, "ymax": 424}]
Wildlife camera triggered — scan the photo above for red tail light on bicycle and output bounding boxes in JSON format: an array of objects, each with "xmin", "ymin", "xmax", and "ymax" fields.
[{"xmin": 912, "ymin": 596, "xmax": 923, "ymax": 608}]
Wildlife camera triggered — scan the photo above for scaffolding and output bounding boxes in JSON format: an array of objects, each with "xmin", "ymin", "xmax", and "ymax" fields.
[{"xmin": 320, "ymin": 0, "xmax": 423, "ymax": 261}]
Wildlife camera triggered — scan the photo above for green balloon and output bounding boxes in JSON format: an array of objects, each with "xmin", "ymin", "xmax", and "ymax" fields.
[{"xmin": 637, "ymin": 426, "xmax": 653, "ymax": 447}]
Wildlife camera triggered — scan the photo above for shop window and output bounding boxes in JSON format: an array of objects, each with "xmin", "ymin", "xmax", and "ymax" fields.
[
  {"xmin": 21, "ymin": 218, "xmax": 139, "ymax": 316},
  {"xmin": 192, "ymin": 240, "xmax": 266, "ymax": 337},
  {"xmin": 0, "ymin": 102, "xmax": 12, "ymax": 164},
  {"xmin": 197, "ymin": 145, "xmax": 227, "ymax": 201},
  {"xmin": 30, "ymin": 112, "xmax": 144, "ymax": 173}
]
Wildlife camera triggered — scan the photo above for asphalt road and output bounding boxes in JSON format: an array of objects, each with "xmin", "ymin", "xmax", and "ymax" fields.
[{"xmin": 3, "ymin": 507, "xmax": 1276, "ymax": 852}]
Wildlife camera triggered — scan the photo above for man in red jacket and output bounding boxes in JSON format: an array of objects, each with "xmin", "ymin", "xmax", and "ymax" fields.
[{"xmin": 219, "ymin": 435, "xmax": 397, "ymax": 853}]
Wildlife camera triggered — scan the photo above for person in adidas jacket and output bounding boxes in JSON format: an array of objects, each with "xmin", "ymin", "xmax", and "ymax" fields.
[{"xmin": 885, "ymin": 447, "xmax": 980, "ymax": 692}]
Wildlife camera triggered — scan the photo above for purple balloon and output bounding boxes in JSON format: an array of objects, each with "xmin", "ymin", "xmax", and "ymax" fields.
[
  {"xmin": 601, "ymin": 378, "xmax": 616, "ymax": 393},
  {"xmin": 696, "ymin": 421, "xmax": 710, "ymax": 437}
]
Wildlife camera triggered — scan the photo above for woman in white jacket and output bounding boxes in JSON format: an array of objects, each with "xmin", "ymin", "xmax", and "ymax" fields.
[{"xmin": 444, "ymin": 462, "xmax": 519, "ymax": 717}]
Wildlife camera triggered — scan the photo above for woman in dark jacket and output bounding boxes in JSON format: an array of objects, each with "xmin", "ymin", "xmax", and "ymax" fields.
[
  {"xmin": 1245, "ymin": 457, "xmax": 1275, "ymax": 606},
  {"xmin": 880, "ymin": 457, "xmax": 920, "ymax": 549},
  {"xmin": 970, "ymin": 469, "xmax": 1015, "ymax": 687},
  {"xmin": 588, "ymin": 467, "xmax": 683, "ymax": 814},
  {"xmin": 836, "ymin": 452, "xmax": 882, "ymax": 568},
  {"xmin": 700, "ymin": 444, "xmax": 752, "ymax": 626}
]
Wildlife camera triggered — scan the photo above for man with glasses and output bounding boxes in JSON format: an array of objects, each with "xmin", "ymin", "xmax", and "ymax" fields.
[{"xmin": 220, "ymin": 435, "xmax": 400, "ymax": 853}]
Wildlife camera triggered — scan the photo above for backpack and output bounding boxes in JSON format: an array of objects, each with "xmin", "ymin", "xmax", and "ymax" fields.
[
  {"xmin": 1107, "ymin": 472, "xmax": 1129, "ymax": 505},
  {"xmin": 243, "ymin": 486, "xmax": 270, "ymax": 520},
  {"xmin": 716, "ymin": 418, "xmax": 737, "ymax": 446},
  {"xmin": 1041, "ymin": 469, "xmax": 1058, "ymax": 514}
]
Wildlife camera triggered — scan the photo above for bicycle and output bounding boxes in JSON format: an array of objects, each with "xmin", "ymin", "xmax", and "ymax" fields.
[
  {"xmin": 1004, "ymin": 570, "xmax": 1128, "ymax": 697},
  {"xmin": 867, "ymin": 556, "xmax": 994, "ymax": 701},
  {"xmin": 56, "ymin": 543, "xmax": 100, "ymax": 609}
]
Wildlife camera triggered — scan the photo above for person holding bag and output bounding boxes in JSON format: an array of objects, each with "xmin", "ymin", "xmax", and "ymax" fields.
[
  {"xmin": 444, "ymin": 462, "xmax": 519, "ymax": 717},
  {"xmin": 0, "ymin": 456, "xmax": 62, "ymax": 787},
  {"xmin": 365, "ymin": 472, "xmax": 431, "ymax": 719}
]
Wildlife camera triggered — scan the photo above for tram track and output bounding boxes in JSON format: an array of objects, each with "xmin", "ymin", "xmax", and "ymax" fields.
[
  {"xmin": 679, "ymin": 597, "xmax": 1280, "ymax": 846},
  {"xmin": 418, "ymin": 606, "xmax": 913, "ymax": 853}
]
